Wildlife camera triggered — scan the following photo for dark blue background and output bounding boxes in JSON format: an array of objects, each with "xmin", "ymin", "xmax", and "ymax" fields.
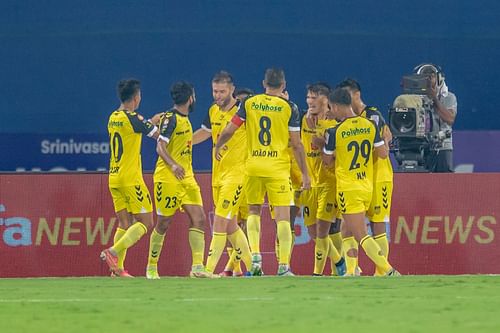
[{"xmin": 1, "ymin": 1, "xmax": 499, "ymax": 171}]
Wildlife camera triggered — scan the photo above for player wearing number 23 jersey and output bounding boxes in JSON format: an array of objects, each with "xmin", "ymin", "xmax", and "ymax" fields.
[{"xmin": 323, "ymin": 116, "xmax": 384, "ymax": 214}]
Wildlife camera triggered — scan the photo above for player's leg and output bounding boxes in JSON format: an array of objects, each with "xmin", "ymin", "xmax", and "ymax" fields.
[
  {"xmin": 111, "ymin": 210, "xmax": 133, "ymax": 276},
  {"xmin": 342, "ymin": 190, "xmax": 395, "ymax": 275},
  {"xmin": 146, "ymin": 181, "xmax": 181, "ymax": 279},
  {"xmin": 146, "ymin": 215, "xmax": 174, "ymax": 279},
  {"xmin": 368, "ymin": 181, "xmax": 393, "ymax": 276},
  {"xmin": 102, "ymin": 185, "xmax": 153, "ymax": 275},
  {"xmin": 245, "ymin": 176, "xmax": 266, "ymax": 274},
  {"xmin": 267, "ymin": 177, "xmax": 294, "ymax": 276},
  {"xmin": 206, "ymin": 183, "xmax": 251, "ymax": 275},
  {"xmin": 329, "ymin": 218, "xmax": 343, "ymax": 275}
]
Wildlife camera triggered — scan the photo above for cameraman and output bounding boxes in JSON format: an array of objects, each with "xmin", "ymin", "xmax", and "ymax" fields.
[{"xmin": 415, "ymin": 63, "xmax": 458, "ymax": 172}]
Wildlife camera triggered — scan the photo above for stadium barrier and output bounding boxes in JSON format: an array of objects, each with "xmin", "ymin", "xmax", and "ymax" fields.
[{"xmin": 0, "ymin": 173, "xmax": 498, "ymax": 277}]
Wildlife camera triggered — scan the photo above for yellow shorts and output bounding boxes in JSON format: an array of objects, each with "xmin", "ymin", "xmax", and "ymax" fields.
[
  {"xmin": 337, "ymin": 189, "xmax": 371, "ymax": 215},
  {"xmin": 367, "ymin": 181, "xmax": 393, "ymax": 222},
  {"xmin": 301, "ymin": 187, "xmax": 337, "ymax": 226},
  {"xmin": 245, "ymin": 176, "xmax": 293, "ymax": 207},
  {"xmin": 109, "ymin": 184, "xmax": 153, "ymax": 214},
  {"xmin": 154, "ymin": 180, "xmax": 203, "ymax": 217},
  {"xmin": 213, "ymin": 183, "xmax": 244, "ymax": 219}
]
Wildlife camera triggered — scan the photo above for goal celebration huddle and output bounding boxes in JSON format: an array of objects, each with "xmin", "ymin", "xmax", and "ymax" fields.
[{"xmin": 100, "ymin": 68, "xmax": 400, "ymax": 278}]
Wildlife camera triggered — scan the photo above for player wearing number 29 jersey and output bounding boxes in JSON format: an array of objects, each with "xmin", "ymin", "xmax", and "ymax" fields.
[{"xmin": 324, "ymin": 116, "xmax": 383, "ymax": 202}]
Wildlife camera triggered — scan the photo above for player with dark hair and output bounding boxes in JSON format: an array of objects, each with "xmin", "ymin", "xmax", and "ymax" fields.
[
  {"xmin": 323, "ymin": 88, "xmax": 399, "ymax": 276},
  {"xmin": 215, "ymin": 68, "xmax": 310, "ymax": 276},
  {"xmin": 101, "ymin": 79, "xmax": 158, "ymax": 277},
  {"xmin": 146, "ymin": 81, "xmax": 213, "ymax": 279},
  {"xmin": 299, "ymin": 82, "xmax": 346, "ymax": 276},
  {"xmin": 337, "ymin": 78, "xmax": 394, "ymax": 275}
]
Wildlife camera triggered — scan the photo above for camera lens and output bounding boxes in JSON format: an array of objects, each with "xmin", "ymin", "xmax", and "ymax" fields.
[{"xmin": 392, "ymin": 113, "xmax": 415, "ymax": 133}]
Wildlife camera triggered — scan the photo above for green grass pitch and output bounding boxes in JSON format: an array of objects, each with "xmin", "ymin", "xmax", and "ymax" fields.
[{"xmin": 1, "ymin": 275, "xmax": 499, "ymax": 333}]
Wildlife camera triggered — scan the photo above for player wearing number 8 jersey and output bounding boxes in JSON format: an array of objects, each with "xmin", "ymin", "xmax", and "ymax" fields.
[
  {"xmin": 101, "ymin": 78, "xmax": 158, "ymax": 277},
  {"xmin": 216, "ymin": 68, "xmax": 310, "ymax": 276},
  {"xmin": 323, "ymin": 88, "xmax": 399, "ymax": 276}
]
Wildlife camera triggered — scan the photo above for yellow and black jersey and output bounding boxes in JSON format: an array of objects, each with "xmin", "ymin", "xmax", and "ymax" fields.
[
  {"xmin": 154, "ymin": 109, "xmax": 194, "ymax": 183},
  {"xmin": 232, "ymin": 93, "xmax": 300, "ymax": 177},
  {"xmin": 108, "ymin": 109, "xmax": 157, "ymax": 187},
  {"xmin": 301, "ymin": 116, "xmax": 337, "ymax": 187},
  {"xmin": 361, "ymin": 106, "xmax": 393, "ymax": 183},
  {"xmin": 323, "ymin": 116, "xmax": 384, "ymax": 193},
  {"xmin": 202, "ymin": 101, "xmax": 247, "ymax": 186}
]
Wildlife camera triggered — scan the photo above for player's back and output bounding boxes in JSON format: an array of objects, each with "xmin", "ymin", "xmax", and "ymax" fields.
[
  {"xmin": 240, "ymin": 93, "xmax": 297, "ymax": 177},
  {"xmin": 362, "ymin": 106, "xmax": 393, "ymax": 182},
  {"xmin": 328, "ymin": 116, "xmax": 378, "ymax": 193},
  {"xmin": 108, "ymin": 109, "xmax": 152, "ymax": 187}
]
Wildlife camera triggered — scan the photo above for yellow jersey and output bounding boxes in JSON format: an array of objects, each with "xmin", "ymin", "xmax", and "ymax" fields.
[
  {"xmin": 361, "ymin": 106, "xmax": 394, "ymax": 183},
  {"xmin": 108, "ymin": 109, "xmax": 157, "ymax": 187},
  {"xmin": 324, "ymin": 116, "xmax": 384, "ymax": 193},
  {"xmin": 154, "ymin": 109, "xmax": 195, "ymax": 183},
  {"xmin": 301, "ymin": 116, "xmax": 337, "ymax": 187},
  {"xmin": 202, "ymin": 101, "xmax": 247, "ymax": 186},
  {"xmin": 233, "ymin": 93, "xmax": 300, "ymax": 177}
]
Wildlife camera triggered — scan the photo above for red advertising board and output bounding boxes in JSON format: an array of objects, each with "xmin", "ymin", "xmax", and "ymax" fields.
[{"xmin": 0, "ymin": 173, "xmax": 499, "ymax": 277}]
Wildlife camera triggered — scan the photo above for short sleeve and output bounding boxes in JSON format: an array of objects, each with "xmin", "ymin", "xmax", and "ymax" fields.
[
  {"xmin": 323, "ymin": 126, "xmax": 337, "ymax": 155},
  {"xmin": 126, "ymin": 112, "xmax": 158, "ymax": 137},
  {"xmin": 288, "ymin": 101, "xmax": 300, "ymax": 131},
  {"xmin": 158, "ymin": 112, "xmax": 177, "ymax": 143}
]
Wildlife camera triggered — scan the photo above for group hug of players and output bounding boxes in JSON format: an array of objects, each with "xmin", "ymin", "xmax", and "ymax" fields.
[{"xmin": 100, "ymin": 68, "xmax": 400, "ymax": 278}]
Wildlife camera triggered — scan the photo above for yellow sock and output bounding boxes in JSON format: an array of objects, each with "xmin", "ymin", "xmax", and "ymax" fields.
[
  {"xmin": 246, "ymin": 214, "xmax": 261, "ymax": 254},
  {"xmin": 290, "ymin": 229, "xmax": 295, "ymax": 262},
  {"xmin": 111, "ymin": 222, "xmax": 147, "ymax": 254},
  {"xmin": 327, "ymin": 237, "xmax": 342, "ymax": 263},
  {"xmin": 228, "ymin": 228, "xmax": 252, "ymax": 270},
  {"xmin": 147, "ymin": 228, "xmax": 165, "ymax": 268},
  {"xmin": 223, "ymin": 247, "xmax": 235, "ymax": 272},
  {"xmin": 276, "ymin": 220, "xmax": 292, "ymax": 265},
  {"xmin": 373, "ymin": 233, "xmax": 389, "ymax": 276},
  {"xmin": 313, "ymin": 237, "xmax": 329, "ymax": 275},
  {"xmin": 329, "ymin": 232, "xmax": 343, "ymax": 254},
  {"xmin": 113, "ymin": 227, "xmax": 127, "ymax": 269},
  {"xmin": 360, "ymin": 235, "xmax": 391, "ymax": 274},
  {"xmin": 329, "ymin": 233, "xmax": 342, "ymax": 275},
  {"xmin": 342, "ymin": 236, "xmax": 358, "ymax": 275},
  {"xmin": 188, "ymin": 228, "xmax": 205, "ymax": 266},
  {"xmin": 205, "ymin": 232, "xmax": 227, "ymax": 273}
]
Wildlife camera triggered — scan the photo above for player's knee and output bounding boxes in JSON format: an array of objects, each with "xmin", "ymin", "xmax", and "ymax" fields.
[{"xmin": 346, "ymin": 248, "xmax": 358, "ymax": 257}]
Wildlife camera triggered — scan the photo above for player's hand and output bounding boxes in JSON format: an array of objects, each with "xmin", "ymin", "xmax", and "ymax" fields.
[
  {"xmin": 301, "ymin": 174, "xmax": 311, "ymax": 191},
  {"xmin": 311, "ymin": 135, "xmax": 326, "ymax": 149},
  {"xmin": 306, "ymin": 112, "xmax": 318, "ymax": 129},
  {"xmin": 150, "ymin": 112, "xmax": 164, "ymax": 125},
  {"xmin": 171, "ymin": 163, "xmax": 185, "ymax": 180},
  {"xmin": 214, "ymin": 146, "xmax": 223, "ymax": 161}
]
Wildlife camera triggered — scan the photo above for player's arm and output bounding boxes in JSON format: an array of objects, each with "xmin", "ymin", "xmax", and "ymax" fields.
[
  {"xmin": 192, "ymin": 112, "xmax": 212, "ymax": 145},
  {"xmin": 127, "ymin": 112, "xmax": 159, "ymax": 139},
  {"xmin": 156, "ymin": 114, "xmax": 185, "ymax": 180},
  {"xmin": 372, "ymin": 121, "xmax": 388, "ymax": 159},
  {"xmin": 214, "ymin": 103, "xmax": 246, "ymax": 160},
  {"xmin": 288, "ymin": 102, "xmax": 310, "ymax": 190},
  {"xmin": 322, "ymin": 127, "xmax": 337, "ymax": 167},
  {"xmin": 149, "ymin": 112, "xmax": 164, "ymax": 126}
]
